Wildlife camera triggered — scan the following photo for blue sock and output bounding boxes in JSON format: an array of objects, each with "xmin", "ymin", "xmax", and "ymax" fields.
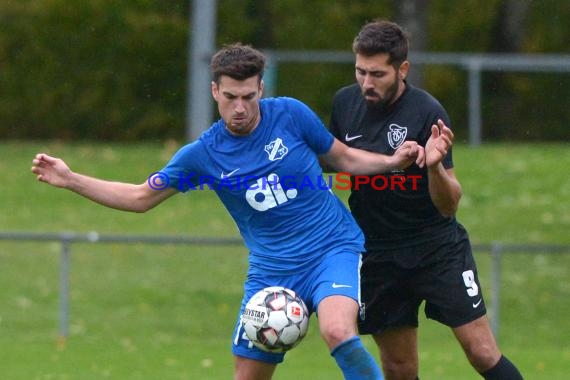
[{"xmin": 330, "ymin": 336, "xmax": 384, "ymax": 379}]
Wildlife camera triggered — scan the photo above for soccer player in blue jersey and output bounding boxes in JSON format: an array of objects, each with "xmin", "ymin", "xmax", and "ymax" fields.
[
  {"xmin": 329, "ymin": 20, "xmax": 523, "ymax": 380},
  {"xmin": 32, "ymin": 43, "xmax": 425, "ymax": 380}
]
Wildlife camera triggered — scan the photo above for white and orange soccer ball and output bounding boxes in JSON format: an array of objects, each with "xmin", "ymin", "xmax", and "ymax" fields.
[{"xmin": 242, "ymin": 286, "xmax": 310, "ymax": 352}]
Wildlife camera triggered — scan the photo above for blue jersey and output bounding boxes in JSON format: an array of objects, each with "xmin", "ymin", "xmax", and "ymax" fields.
[{"xmin": 161, "ymin": 97, "xmax": 364, "ymax": 273}]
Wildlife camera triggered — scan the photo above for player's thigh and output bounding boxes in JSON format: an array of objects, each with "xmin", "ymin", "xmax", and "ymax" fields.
[
  {"xmin": 231, "ymin": 273, "xmax": 289, "ymax": 364},
  {"xmin": 374, "ymin": 326, "xmax": 419, "ymax": 365},
  {"xmin": 234, "ymin": 355, "xmax": 277, "ymax": 380},
  {"xmin": 309, "ymin": 251, "xmax": 362, "ymax": 349},
  {"xmin": 359, "ymin": 257, "xmax": 421, "ymax": 334},
  {"xmin": 452, "ymin": 315, "xmax": 501, "ymax": 370},
  {"xmin": 317, "ymin": 295, "xmax": 360, "ymax": 349},
  {"xmin": 309, "ymin": 250, "xmax": 362, "ymax": 308},
  {"xmin": 421, "ymin": 232, "xmax": 486, "ymax": 326}
]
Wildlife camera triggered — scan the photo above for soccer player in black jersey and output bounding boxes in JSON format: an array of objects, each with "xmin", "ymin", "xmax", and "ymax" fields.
[{"xmin": 329, "ymin": 20, "xmax": 523, "ymax": 380}]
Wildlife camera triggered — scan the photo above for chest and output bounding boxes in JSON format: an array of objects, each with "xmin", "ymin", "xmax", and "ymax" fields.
[
  {"xmin": 341, "ymin": 104, "xmax": 428, "ymax": 154},
  {"xmin": 205, "ymin": 133, "xmax": 319, "ymax": 193}
]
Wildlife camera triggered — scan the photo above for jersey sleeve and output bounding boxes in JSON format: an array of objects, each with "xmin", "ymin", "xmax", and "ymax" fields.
[
  {"xmin": 160, "ymin": 140, "xmax": 207, "ymax": 193},
  {"xmin": 286, "ymin": 97, "xmax": 334, "ymax": 154}
]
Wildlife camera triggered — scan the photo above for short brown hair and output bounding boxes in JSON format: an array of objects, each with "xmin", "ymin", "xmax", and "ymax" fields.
[
  {"xmin": 352, "ymin": 20, "xmax": 409, "ymax": 67},
  {"xmin": 210, "ymin": 43, "xmax": 266, "ymax": 84}
]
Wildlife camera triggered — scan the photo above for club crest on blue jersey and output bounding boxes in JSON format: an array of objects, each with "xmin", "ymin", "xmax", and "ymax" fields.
[
  {"xmin": 264, "ymin": 138, "xmax": 288, "ymax": 161},
  {"xmin": 387, "ymin": 124, "xmax": 407, "ymax": 149}
]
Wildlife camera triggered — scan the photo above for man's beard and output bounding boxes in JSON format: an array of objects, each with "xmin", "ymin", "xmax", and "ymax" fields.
[{"xmin": 364, "ymin": 79, "xmax": 400, "ymax": 110}]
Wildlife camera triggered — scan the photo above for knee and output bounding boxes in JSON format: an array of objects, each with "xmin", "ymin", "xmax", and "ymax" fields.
[
  {"xmin": 381, "ymin": 355, "xmax": 418, "ymax": 380},
  {"xmin": 320, "ymin": 321, "xmax": 354, "ymax": 349},
  {"xmin": 463, "ymin": 341, "xmax": 501, "ymax": 372}
]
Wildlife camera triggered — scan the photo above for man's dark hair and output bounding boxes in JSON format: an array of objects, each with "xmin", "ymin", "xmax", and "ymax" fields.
[
  {"xmin": 210, "ymin": 43, "xmax": 266, "ymax": 84},
  {"xmin": 352, "ymin": 20, "xmax": 409, "ymax": 68}
]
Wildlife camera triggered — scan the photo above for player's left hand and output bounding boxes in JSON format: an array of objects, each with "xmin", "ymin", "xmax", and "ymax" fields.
[
  {"xmin": 425, "ymin": 119, "xmax": 453, "ymax": 168},
  {"xmin": 393, "ymin": 141, "xmax": 425, "ymax": 169}
]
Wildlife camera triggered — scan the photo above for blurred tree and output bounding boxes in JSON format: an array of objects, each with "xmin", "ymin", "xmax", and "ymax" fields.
[
  {"xmin": 0, "ymin": 0, "xmax": 569, "ymax": 141},
  {"xmin": 248, "ymin": 0, "xmax": 393, "ymax": 125},
  {"xmin": 484, "ymin": 0, "xmax": 532, "ymax": 140},
  {"xmin": 490, "ymin": 0, "xmax": 530, "ymax": 52},
  {"xmin": 393, "ymin": 0, "xmax": 429, "ymax": 87},
  {"xmin": 0, "ymin": 0, "xmax": 188, "ymax": 141},
  {"xmin": 246, "ymin": 0, "xmax": 275, "ymax": 48}
]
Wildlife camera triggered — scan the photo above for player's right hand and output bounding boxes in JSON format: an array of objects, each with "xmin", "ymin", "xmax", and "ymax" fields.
[{"xmin": 31, "ymin": 153, "xmax": 73, "ymax": 188}]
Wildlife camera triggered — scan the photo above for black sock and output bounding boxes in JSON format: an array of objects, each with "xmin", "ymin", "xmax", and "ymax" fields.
[{"xmin": 481, "ymin": 355, "xmax": 523, "ymax": 380}]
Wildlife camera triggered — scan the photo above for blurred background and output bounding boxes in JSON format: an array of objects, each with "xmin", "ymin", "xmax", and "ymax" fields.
[
  {"xmin": 1, "ymin": 1, "xmax": 569, "ymax": 379},
  {"xmin": 1, "ymin": 0, "xmax": 569, "ymax": 143}
]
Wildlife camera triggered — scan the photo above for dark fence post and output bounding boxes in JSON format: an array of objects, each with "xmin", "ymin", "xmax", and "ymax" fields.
[
  {"xmin": 490, "ymin": 242, "xmax": 503, "ymax": 339},
  {"xmin": 58, "ymin": 236, "xmax": 71, "ymax": 347}
]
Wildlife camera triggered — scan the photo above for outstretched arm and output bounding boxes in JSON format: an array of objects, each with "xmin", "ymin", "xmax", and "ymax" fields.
[
  {"xmin": 31, "ymin": 153, "xmax": 176, "ymax": 213},
  {"xmin": 425, "ymin": 119, "xmax": 462, "ymax": 217},
  {"xmin": 321, "ymin": 139, "xmax": 425, "ymax": 175}
]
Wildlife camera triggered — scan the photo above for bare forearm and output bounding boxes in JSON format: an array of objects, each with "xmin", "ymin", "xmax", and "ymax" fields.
[
  {"xmin": 32, "ymin": 153, "xmax": 175, "ymax": 211},
  {"xmin": 428, "ymin": 165, "xmax": 462, "ymax": 217},
  {"xmin": 327, "ymin": 147, "xmax": 395, "ymax": 174},
  {"xmin": 65, "ymin": 172, "xmax": 166, "ymax": 212},
  {"xmin": 323, "ymin": 139, "xmax": 421, "ymax": 175}
]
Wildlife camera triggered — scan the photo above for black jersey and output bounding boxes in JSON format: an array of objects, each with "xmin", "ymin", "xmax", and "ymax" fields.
[{"xmin": 330, "ymin": 82, "xmax": 456, "ymax": 251}]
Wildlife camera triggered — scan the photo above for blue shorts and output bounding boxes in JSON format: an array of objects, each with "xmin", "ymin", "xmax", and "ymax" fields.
[{"xmin": 232, "ymin": 249, "xmax": 362, "ymax": 363}]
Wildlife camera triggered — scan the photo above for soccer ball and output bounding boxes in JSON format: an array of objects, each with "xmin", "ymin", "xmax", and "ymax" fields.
[{"xmin": 242, "ymin": 286, "xmax": 310, "ymax": 353}]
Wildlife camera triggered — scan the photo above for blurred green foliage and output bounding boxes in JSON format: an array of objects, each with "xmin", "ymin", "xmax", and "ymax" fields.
[
  {"xmin": 0, "ymin": 0, "xmax": 188, "ymax": 140},
  {"xmin": 0, "ymin": 0, "xmax": 569, "ymax": 141}
]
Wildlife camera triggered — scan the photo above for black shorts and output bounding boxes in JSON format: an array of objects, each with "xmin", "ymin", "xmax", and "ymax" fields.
[{"xmin": 358, "ymin": 225, "xmax": 487, "ymax": 334}]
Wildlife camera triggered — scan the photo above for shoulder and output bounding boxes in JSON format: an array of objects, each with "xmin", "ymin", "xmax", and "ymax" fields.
[
  {"xmin": 333, "ymin": 83, "xmax": 361, "ymax": 102},
  {"xmin": 332, "ymin": 84, "xmax": 363, "ymax": 115},
  {"xmin": 405, "ymin": 84, "xmax": 446, "ymax": 113},
  {"xmin": 171, "ymin": 139, "xmax": 205, "ymax": 160},
  {"xmin": 262, "ymin": 97, "xmax": 319, "ymax": 120},
  {"xmin": 401, "ymin": 84, "xmax": 452, "ymax": 141},
  {"xmin": 262, "ymin": 96, "xmax": 311, "ymax": 110},
  {"xmin": 198, "ymin": 119, "xmax": 224, "ymax": 143}
]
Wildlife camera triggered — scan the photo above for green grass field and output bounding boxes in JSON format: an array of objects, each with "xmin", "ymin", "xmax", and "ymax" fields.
[{"xmin": 1, "ymin": 141, "xmax": 569, "ymax": 379}]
